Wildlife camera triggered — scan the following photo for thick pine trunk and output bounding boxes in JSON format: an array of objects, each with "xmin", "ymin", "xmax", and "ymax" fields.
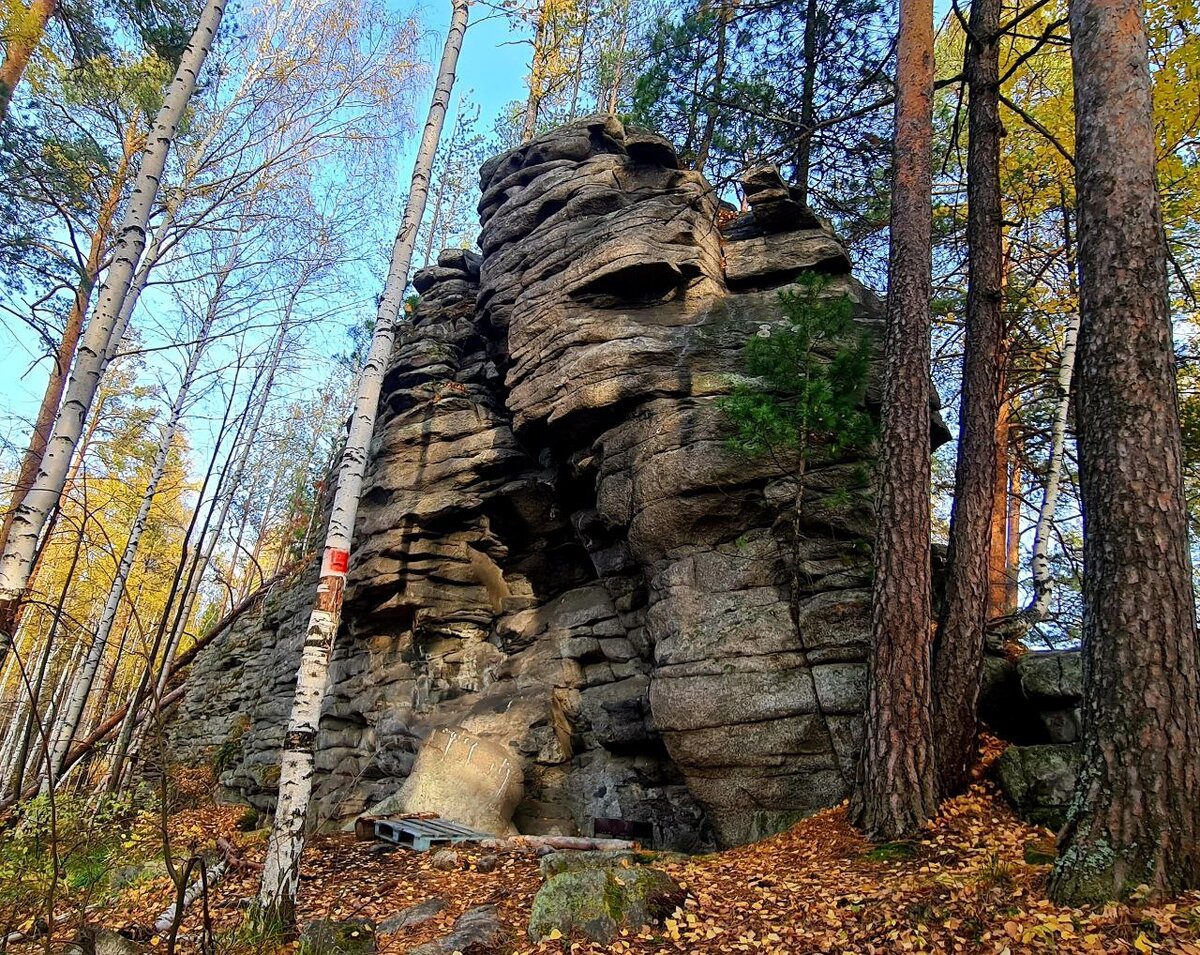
[
  {"xmin": 0, "ymin": 0, "xmax": 225, "ymax": 666},
  {"xmin": 256, "ymin": 0, "xmax": 469, "ymax": 925},
  {"xmin": 0, "ymin": 0, "xmax": 57, "ymax": 123},
  {"xmin": 932, "ymin": 0, "xmax": 1004, "ymax": 798},
  {"xmin": 852, "ymin": 0, "xmax": 938, "ymax": 841},
  {"xmin": 1048, "ymin": 0, "xmax": 1200, "ymax": 904}
]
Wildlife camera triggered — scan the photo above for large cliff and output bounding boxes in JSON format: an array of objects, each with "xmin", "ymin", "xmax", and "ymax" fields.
[{"xmin": 170, "ymin": 116, "xmax": 1033, "ymax": 850}]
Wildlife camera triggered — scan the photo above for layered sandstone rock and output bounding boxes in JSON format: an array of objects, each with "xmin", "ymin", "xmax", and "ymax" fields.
[{"xmin": 169, "ymin": 117, "xmax": 954, "ymax": 848}]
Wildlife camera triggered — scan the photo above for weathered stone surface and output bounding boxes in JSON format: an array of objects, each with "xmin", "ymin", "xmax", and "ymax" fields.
[
  {"xmin": 167, "ymin": 122, "xmax": 998, "ymax": 851},
  {"xmin": 996, "ymin": 744, "xmax": 1081, "ymax": 830},
  {"xmin": 64, "ymin": 928, "xmax": 144, "ymax": 955},
  {"xmin": 366, "ymin": 730, "xmax": 522, "ymax": 835},
  {"xmin": 528, "ymin": 866, "xmax": 684, "ymax": 943},
  {"xmin": 1017, "ymin": 651, "xmax": 1083, "ymax": 706},
  {"xmin": 299, "ymin": 919, "xmax": 375, "ymax": 955},
  {"xmin": 408, "ymin": 905, "xmax": 508, "ymax": 955},
  {"xmin": 378, "ymin": 898, "xmax": 448, "ymax": 934}
]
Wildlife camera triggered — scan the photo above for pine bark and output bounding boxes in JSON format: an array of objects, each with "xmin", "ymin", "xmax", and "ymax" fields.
[
  {"xmin": 0, "ymin": 0, "xmax": 57, "ymax": 123},
  {"xmin": 0, "ymin": 0, "xmax": 226, "ymax": 666},
  {"xmin": 1048, "ymin": 0, "xmax": 1200, "ymax": 904},
  {"xmin": 256, "ymin": 0, "xmax": 470, "ymax": 925},
  {"xmin": 852, "ymin": 0, "xmax": 938, "ymax": 840},
  {"xmin": 932, "ymin": 0, "xmax": 1005, "ymax": 798}
]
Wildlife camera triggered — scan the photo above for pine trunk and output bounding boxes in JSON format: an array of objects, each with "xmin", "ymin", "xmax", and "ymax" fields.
[
  {"xmin": 852, "ymin": 0, "xmax": 938, "ymax": 840},
  {"xmin": 256, "ymin": 0, "xmax": 469, "ymax": 925},
  {"xmin": 1048, "ymin": 0, "xmax": 1200, "ymax": 904},
  {"xmin": 0, "ymin": 0, "xmax": 226, "ymax": 665},
  {"xmin": 0, "ymin": 0, "xmax": 57, "ymax": 122},
  {"xmin": 932, "ymin": 0, "xmax": 1004, "ymax": 798}
]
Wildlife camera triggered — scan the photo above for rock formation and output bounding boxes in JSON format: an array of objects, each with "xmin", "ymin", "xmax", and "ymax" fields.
[{"xmin": 169, "ymin": 116, "xmax": 1064, "ymax": 850}]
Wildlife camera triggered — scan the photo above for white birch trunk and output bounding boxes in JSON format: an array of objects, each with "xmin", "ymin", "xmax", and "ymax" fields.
[
  {"xmin": 43, "ymin": 323, "xmax": 211, "ymax": 787},
  {"xmin": 257, "ymin": 0, "xmax": 469, "ymax": 921},
  {"xmin": 1024, "ymin": 311, "xmax": 1080, "ymax": 623},
  {"xmin": 0, "ymin": 0, "xmax": 226, "ymax": 663}
]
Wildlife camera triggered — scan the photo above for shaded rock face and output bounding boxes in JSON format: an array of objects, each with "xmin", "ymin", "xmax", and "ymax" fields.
[{"xmin": 169, "ymin": 117, "xmax": 942, "ymax": 849}]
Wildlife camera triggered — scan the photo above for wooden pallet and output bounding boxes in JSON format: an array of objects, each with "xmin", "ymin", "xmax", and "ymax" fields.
[{"xmin": 373, "ymin": 817, "xmax": 491, "ymax": 851}]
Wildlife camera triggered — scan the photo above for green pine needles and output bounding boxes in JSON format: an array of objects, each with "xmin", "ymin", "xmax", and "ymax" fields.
[{"xmin": 718, "ymin": 273, "xmax": 876, "ymax": 470}]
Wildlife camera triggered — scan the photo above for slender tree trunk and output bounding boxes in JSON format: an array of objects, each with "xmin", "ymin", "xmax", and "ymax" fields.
[
  {"xmin": 4, "ymin": 514, "xmax": 85, "ymax": 798},
  {"xmin": 522, "ymin": 1, "xmax": 549, "ymax": 143},
  {"xmin": 1004, "ymin": 432, "xmax": 1021, "ymax": 610},
  {"xmin": 257, "ymin": 0, "xmax": 469, "ymax": 923},
  {"xmin": 0, "ymin": 0, "xmax": 57, "ymax": 124},
  {"xmin": 852, "ymin": 0, "xmax": 937, "ymax": 841},
  {"xmin": 567, "ymin": 3, "xmax": 590, "ymax": 120},
  {"xmin": 1025, "ymin": 211, "xmax": 1079, "ymax": 622},
  {"xmin": 605, "ymin": 5, "xmax": 629, "ymax": 114},
  {"xmin": 1048, "ymin": 0, "xmax": 1200, "ymax": 904},
  {"xmin": 693, "ymin": 0, "xmax": 731, "ymax": 176},
  {"xmin": 0, "ymin": 0, "xmax": 226, "ymax": 665},
  {"xmin": 43, "ymin": 320, "xmax": 210, "ymax": 787},
  {"xmin": 988, "ymin": 395, "xmax": 1011, "ymax": 617},
  {"xmin": 931, "ymin": 0, "xmax": 1004, "ymax": 798},
  {"xmin": 793, "ymin": 0, "xmax": 820, "ymax": 207},
  {"xmin": 0, "ymin": 123, "xmax": 138, "ymax": 557}
]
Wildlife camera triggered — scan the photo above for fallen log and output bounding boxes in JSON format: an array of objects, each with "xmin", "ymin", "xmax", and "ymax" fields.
[{"xmin": 477, "ymin": 834, "xmax": 637, "ymax": 854}]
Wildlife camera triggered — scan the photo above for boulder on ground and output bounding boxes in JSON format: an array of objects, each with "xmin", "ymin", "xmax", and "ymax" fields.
[
  {"xmin": 996, "ymin": 743, "xmax": 1081, "ymax": 830},
  {"xmin": 529, "ymin": 865, "xmax": 685, "ymax": 944},
  {"xmin": 364, "ymin": 728, "xmax": 522, "ymax": 836},
  {"xmin": 64, "ymin": 927, "xmax": 144, "ymax": 955},
  {"xmin": 408, "ymin": 905, "xmax": 509, "ymax": 955},
  {"xmin": 377, "ymin": 898, "xmax": 447, "ymax": 935},
  {"xmin": 298, "ymin": 918, "xmax": 375, "ymax": 955}
]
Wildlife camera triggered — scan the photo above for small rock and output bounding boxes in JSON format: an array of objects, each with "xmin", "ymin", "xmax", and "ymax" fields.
[
  {"xmin": 367, "ymin": 842, "xmax": 396, "ymax": 856},
  {"xmin": 429, "ymin": 848, "xmax": 459, "ymax": 871},
  {"xmin": 474, "ymin": 854, "xmax": 499, "ymax": 873},
  {"xmin": 408, "ymin": 904, "xmax": 509, "ymax": 954},
  {"xmin": 528, "ymin": 866, "xmax": 685, "ymax": 944},
  {"xmin": 63, "ymin": 927, "xmax": 143, "ymax": 955},
  {"xmin": 378, "ymin": 898, "xmax": 448, "ymax": 934},
  {"xmin": 299, "ymin": 918, "xmax": 375, "ymax": 955}
]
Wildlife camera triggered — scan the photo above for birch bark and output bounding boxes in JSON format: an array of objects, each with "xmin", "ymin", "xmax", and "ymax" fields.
[
  {"xmin": 257, "ymin": 0, "xmax": 469, "ymax": 923},
  {"xmin": 43, "ymin": 315, "xmax": 212, "ymax": 788},
  {"xmin": 0, "ymin": 0, "xmax": 226, "ymax": 665}
]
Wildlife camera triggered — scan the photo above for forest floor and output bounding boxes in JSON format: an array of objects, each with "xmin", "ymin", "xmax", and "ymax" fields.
[{"xmin": 7, "ymin": 754, "xmax": 1200, "ymax": 955}]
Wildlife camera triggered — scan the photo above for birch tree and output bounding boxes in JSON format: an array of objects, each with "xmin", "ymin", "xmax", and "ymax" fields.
[
  {"xmin": 0, "ymin": 0, "xmax": 227, "ymax": 667},
  {"xmin": 41, "ymin": 298, "xmax": 216, "ymax": 787},
  {"xmin": 257, "ymin": 0, "xmax": 470, "ymax": 924}
]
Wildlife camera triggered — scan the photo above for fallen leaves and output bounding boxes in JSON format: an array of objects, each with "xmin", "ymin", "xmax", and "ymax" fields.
[{"xmin": 13, "ymin": 770, "xmax": 1200, "ymax": 955}]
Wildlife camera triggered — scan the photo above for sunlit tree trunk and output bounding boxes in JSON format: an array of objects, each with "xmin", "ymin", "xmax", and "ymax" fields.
[
  {"xmin": 852, "ymin": 0, "xmax": 938, "ymax": 841},
  {"xmin": 0, "ymin": 120, "xmax": 140, "ymax": 557},
  {"xmin": 0, "ymin": 0, "xmax": 226, "ymax": 666},
  {"xmin": 1025, "ymin": 202, "xmax": 1079, "ymax": 622},
  {"xmin": 932, "ymin": 0, "xmax": 1005, "ymax": 798},
  {"xmin": 988, "ymin": 395, "xmax": 1011, "ymax": 617},
  {"xmin": 0, "ymin": 0, "xmax": 57, "ymax": 124},
  {"xmin": 43, "ymin": 316, "xmax": 211, "ymax": 788},
  {"xmin": 1048, "ymin": 0, "xmax": 1200, "ymax": 904},
  {"xmin": 257, "ymin": 0, "xmax": 469, "ymax": 923}
]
